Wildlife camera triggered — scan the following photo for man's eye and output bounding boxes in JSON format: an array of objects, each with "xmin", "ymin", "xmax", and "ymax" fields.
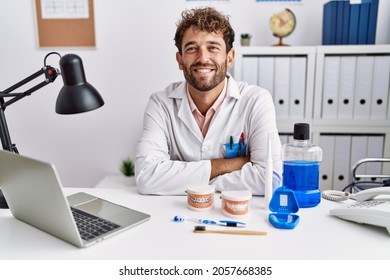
[
  {"xmin": 185, "ymin": 47, "xmax": 197, "ymax": 52},
  {"xmin": 209, "ymin": 46, "xmax": 220, "ymax": 52}
]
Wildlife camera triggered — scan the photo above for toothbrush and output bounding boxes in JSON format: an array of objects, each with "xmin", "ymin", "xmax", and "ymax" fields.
[
  {"xmin": 173, "ymin": 215, "xmax": 246, "ymax": 227},
  {"xmin": 193, "ymin": 225, "xmax": 267, "ymax": 236},
  {"xmin": 264, "ymin": 132, "xmax": 273, "ymax": 210}
]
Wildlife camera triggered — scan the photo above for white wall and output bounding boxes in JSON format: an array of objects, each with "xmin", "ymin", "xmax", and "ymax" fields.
[{"xmin": 0, "ymin": 0, "xmax": 389, "ymax": 187}]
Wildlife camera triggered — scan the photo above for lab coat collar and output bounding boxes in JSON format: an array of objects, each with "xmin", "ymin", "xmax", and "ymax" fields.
[
  {"xmin": 169, "ymin": 82, "xmax": 202, "ymax": 142},
  {"xmin": 225, "ymin": 73, "xmax": 241, "ymax": 99}
]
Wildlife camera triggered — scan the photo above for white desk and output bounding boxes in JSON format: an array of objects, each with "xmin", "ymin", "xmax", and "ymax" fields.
[{"xmin": 1, "ymin": 175, "xmax": 389, "ymax": 260}]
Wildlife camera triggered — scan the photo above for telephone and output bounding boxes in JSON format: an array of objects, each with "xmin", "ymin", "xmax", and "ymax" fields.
[{"xmin": 327, "ymin": 187, "xmax": 390, "ymax": 235}]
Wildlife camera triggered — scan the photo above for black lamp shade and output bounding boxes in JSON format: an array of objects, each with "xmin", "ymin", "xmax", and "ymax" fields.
[{"xmin": 56, "ymin": 54, "xmax": 104, "ymax": 114}]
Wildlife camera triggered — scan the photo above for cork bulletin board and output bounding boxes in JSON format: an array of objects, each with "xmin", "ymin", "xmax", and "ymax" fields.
[{"xmin": 35, "ymin": 0, "xmax": 96, "ymax": 47}]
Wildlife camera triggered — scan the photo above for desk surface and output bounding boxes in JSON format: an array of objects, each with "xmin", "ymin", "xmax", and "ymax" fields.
[{"xmin": 1, "ymin": 175, "xmax": 389, "ymax": 260}]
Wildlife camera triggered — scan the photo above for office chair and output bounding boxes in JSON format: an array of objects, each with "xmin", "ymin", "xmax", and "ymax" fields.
[{"xmin": 347, "ymin": 158, "xmax": 390, "ymax": 193}]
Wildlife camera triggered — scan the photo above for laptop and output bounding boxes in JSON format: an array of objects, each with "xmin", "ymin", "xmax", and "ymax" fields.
[{"xmin": 0, "ymin": 150, "xmax": 150, "ymax": 248}]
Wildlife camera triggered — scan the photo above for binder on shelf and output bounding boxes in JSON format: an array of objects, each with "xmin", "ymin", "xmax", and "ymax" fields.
[
  {"xmin": 287, "ymin": 134, "xmax": 294, "ymax": 145},
  {"xmin": 279, "ymin": 134, "xmax": 294, "ymax": 146},
  {"xmin": 289, "ymin": 57, "xmax": 306, "ymax": 119},
  {"xmin": 341, "ymin": 0, "xmax": 350, "ymax": 44},
  {"xmin": 322, "ymin": 0, "xmax": 338, "ymax": 45},
  {"xmin": 350, "ymin": 135, "xmax": 368, "ymax": 177},
  {"xmin": 322, "ymin": 56, "xmax": 340, "ymax": 119},
  {"xmin": 357, "ymin": 1, "xmax": 370, "ymax": 44},
  {"xmin": 323, "ymin": 0, "xmax": 378, "ymax": 45},
  {"xmin": 279, "ymin": 134, "xmax": 289, "ymax": 146},
  {"xmin": 348, "ymin": 3, "xmax": 360, "ymax": 44},
  {"xmin": 336, "ymin": 0, "xmax": 346, "ymax": 45},
  {"xmin": 366, "ymin": 135, "xmax": 384, "ymax": 181},
  {"xmin": 370, "ymin": 55, "xmax": 390, "ymax": 119},
  {"xmin": 353, "ymin": 55, "xmax": 374, "ymax": 119},
  {"xmin": 258, "ymin": 57, "xmax": 275, "ymax": 98},
  {"xmin": 319, "ymin": 135, "xmax": 335, "ymax": 190},
  {"xmin": 273, "ymin": 57, "xmax": 290, "ymax": 119},
  {"xmin": 242, "ymin": 56, "xmax": 258, "ymax": 86},
  {"xmin": 337, "ymin": 56, "xmax": 356, "ymax": 119},
  {"xmin": 363, "ymin": 0, "xmax": 379, "ymax": 44},
  {"xmin": 332, "ymin": 135, "xmax": 351, "ymax": 191}
]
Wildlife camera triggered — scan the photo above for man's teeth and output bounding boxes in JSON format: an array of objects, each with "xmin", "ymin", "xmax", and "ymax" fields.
[{"xmin": 196, "ymin": 69, "xmax": 212, "ymax": 73}]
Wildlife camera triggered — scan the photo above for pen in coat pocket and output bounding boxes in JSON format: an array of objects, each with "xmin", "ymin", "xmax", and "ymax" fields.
[{"xmin": 238, "ymin": 132, "xmax": 245, "ymax": 156}]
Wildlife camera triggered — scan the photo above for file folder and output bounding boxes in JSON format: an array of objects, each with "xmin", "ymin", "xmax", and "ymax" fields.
[
  {"xmin": 366, "ymin": 135, "xmax": 384, "ymax": 181},
  {"xmin": 363, "ymin": 0, "xmax": 379, "ymax": 44},
  {"xmin": 273, "ymin": 57, "xmax": 290, "ymax": 119},
  {"xmin": 336, "ymin": 0, "xmax": 346, "ymax": 44},
  {"xmin": 337, "ymin": 56, "xmax": 356, "ymax": 119},
  {"xmin": 242, "ymin": 56, "xmax": 258, "ymax": 86},
  {"xmin": 322, "ymin": 56, "xmax": 340, "ymax": 119},
  {"xmin": 370, "ymin": 55, "xmax": 390, "ymax": 119},
  {"xmin": 319, "ymin": 135, "xmax": 335, "ymax": 190},
  {"xmin": 348, "ymin": 3, "xmax": 360, "ymax": 45},
  {"xmin": 341, "ymin": 0, "xmax": 350, "ymax": 44},
  {"xmin": 350, "ymin": 135, "xmax": 368, "ymax": 177},
  {"xmin": 332, "ymin": 135, "xmax": 351, "ymax": 191},
  {"xmin": 357, "ymin": 1, "xmax": 370, "ymax": 44},
  {"xmin": 289, "ymin": 56, "xmax": 306, "ymax": 119},
  {"xmin": 279, "ymin": 134, "xmax": 294, "ymax": 146},
  {"xmin": 258, "ymin": 57, "xmax": 275, "ymax": 98},
  {"xmin": 322, "ymin": 0, "xmax": 338, "ymax": 45},
  {"xmin": 279, "ymin": 134, "xmax": 289, "ymax": 146},
  {"xmin": 353, "ymin": 55, "xmax": 374, "ymax": 119}
]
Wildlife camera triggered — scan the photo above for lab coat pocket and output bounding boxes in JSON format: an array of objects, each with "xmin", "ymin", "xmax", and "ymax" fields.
[{"xmin": 223, "ymin": 142, "xmax": 247, "ymax": 158}]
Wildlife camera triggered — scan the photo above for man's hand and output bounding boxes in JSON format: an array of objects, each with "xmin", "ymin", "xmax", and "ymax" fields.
[{"xmin": 210, "ymin": 156, "xmax": 250, "ymax": 180}]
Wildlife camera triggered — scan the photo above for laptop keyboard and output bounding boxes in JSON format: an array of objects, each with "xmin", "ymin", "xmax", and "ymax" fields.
[{"xmin": 71, "ymin": 207, "xmax": 121, "ymax": 241}]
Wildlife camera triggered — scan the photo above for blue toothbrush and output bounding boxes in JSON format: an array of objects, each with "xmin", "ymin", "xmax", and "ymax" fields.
[{"xmin": 173, "ymin": 215, "xmax": 246, "ymax": 227}]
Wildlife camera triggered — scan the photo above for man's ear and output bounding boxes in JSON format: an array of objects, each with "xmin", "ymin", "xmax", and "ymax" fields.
[
  {"xmin": 176, "ymin": 52, "xmax": 183, "ymax": 70},
  {"xmin": 226, "ymin": 48, "xmax": 235, "ymax": 68}
]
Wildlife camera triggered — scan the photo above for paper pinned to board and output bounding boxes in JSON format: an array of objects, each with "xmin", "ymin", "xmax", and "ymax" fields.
[{"xmin": 40, "ymin": 0, "xmax": 89, "ymax": 19}]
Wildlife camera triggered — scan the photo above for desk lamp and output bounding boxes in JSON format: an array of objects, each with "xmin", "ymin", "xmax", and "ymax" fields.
[{"xmin": 0, "ymin": 52, "xmax": 104, "ymax": 209}]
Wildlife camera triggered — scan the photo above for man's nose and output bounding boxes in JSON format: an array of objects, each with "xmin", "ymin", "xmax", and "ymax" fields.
[{"xmin": 196, "ymin": 47, "xmax": 210, "ymax": 63}]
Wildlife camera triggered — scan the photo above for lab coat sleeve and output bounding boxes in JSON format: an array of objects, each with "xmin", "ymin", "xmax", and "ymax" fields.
[
  {"xmin": 210, "ymin": 89, "xmax": 282, "ymax": 195},
  {"xmin": 135, "ymin": 92, "xmax": 211, "ymax": 195}
]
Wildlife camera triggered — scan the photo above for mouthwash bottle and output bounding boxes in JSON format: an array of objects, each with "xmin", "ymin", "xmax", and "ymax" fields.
[{"xmin": 282, "ymin": 123, "xmax": 322, "ymax": 208}]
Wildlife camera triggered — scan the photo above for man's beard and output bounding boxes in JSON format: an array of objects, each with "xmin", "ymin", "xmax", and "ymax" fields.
[{"xmin": 183, "ymin": 61, "xmax": 227, "ymax": 92}]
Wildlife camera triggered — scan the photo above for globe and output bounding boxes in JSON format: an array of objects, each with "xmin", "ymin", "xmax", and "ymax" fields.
[{"xmin": 269, "ymin": 8, "xmax": 296, "ymax": 46}]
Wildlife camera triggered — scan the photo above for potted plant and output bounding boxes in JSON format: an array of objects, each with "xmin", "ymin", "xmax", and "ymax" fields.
[
  {"xmin": 240, "ymin": 33, "xmax": 252, "ymax": 46},
  {"xmin": 119, "ymin": 157, "xmax": 135, "ymax": 185}
]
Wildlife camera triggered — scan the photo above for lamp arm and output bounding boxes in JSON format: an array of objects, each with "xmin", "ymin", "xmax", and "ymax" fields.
[
  {"xmin": 0, "ymin": 66, "xmax": 59, "ymax": 109},
  {"xmin": 0, "ymin": 109, "xmax": 16, "ymax": 153},
  {"xmin": 0, "ymin": 65, "xmax": 59, "ymax": 153},
  {"xmin": 2, "ymin": 79, "xmax": 53, "ymax": 108},
  {"xmin": 1, "ymin": 68, "xmax": 46, "ymax": 94}
]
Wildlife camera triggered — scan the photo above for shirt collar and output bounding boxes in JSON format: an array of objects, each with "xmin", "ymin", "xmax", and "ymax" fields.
[{"xmin": 187, "ymin": 77, "xmax": 228, "ymax": 114}]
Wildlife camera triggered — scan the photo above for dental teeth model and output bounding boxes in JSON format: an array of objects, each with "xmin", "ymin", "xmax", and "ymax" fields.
[{"xmin": 221, "ymin": 190, "xmax": 252, "ymax": 218}]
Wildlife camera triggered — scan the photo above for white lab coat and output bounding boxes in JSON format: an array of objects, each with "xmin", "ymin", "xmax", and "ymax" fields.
[{"xmin": 135, "ymin": 74, "xmax": 282, "ymax": 195}]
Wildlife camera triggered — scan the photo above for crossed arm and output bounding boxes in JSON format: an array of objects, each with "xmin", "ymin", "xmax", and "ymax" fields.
[{"xmin": 210, "ymin": 156, "xmax": 251, "ymax": 179}]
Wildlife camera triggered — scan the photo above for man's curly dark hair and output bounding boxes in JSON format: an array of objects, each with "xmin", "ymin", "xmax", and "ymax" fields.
[{"xmin": 174, "ymin": 7, "xmax": 235, "ymax": 54}]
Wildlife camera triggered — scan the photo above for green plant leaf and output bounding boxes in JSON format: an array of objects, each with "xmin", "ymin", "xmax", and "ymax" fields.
[{"xmin": 120, "ymin": 157, "xmax": 135, "ymax": 177}]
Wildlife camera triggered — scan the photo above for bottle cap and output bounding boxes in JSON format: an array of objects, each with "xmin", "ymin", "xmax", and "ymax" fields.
[{"xmin": 293, "ymin": 123, "xmax": 310, "ymax": 140}]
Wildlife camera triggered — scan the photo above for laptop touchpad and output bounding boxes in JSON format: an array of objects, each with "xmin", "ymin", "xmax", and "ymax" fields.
[{"xmin": 76, "ymin": 199, "xmax": 127, "ymax": 219}]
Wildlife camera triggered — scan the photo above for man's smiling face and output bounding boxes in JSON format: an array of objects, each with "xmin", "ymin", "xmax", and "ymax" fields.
[{"xmin": 176, "ymin": 26, "xmax": 234, "ymax": 93}]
